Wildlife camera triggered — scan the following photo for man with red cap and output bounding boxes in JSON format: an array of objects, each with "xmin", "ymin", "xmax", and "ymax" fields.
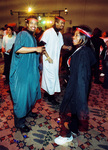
[
  {"xmin": 9, "ymin": 16, "xmax": 46, "ymax": 132},
  {"xmin": 40, "ymin": 16, "xmax": 72, "ymax": 105}
]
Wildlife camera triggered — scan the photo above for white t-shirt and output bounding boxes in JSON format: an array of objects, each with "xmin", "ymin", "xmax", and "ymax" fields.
[{"xmin": 2, "ymin": 35, "xmax": 16, "ymax": 55}]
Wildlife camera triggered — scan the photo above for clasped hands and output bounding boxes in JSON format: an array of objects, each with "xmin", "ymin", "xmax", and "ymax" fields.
[{"xmin": 41, "ymin": 46, "xmax": 53, "ymax": 64}]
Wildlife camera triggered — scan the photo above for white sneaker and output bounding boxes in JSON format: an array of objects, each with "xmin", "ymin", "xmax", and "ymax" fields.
[
  {"xmin": 54, "ymin": 135, "xmax": 73, "ymax": 145},
  {"xmin": 100, "ymin": 73, "xmax": 105, "ymax": 77}
]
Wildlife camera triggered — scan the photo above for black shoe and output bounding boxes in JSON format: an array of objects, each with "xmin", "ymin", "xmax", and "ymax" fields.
[
  {"xmin": 7, "ymin": 90, "xmax": 11, "ymax": 94},
  {"xmin": 48, "ymin": 95, "xmax": 54, "ymax": 102},
  {"xmin": 52, "ymin": 100, "xmax": 59, "ymax": 105},
  {"xmin": 48, "ymin": 95, "xmax": 59, "ymax": 105},
  {"xmin": 43, "ymin": 92, "xmax": 49, "ymax": 98},
  {"xmin": 28, "ymin": 112, "xmax": 38, "ymax": 118},
  {"xmin": 19, "ymin": 125, "xmax": 30, "ymax": 133}
]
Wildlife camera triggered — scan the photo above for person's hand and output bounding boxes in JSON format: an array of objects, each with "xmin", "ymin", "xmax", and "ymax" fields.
[
  {"xmin": 36, "ymin": 46, "xmax": 45, "ymax": 53},
  {"xmin": 42, "ymin": 46, "xmax": 46, "ymax": 54},
  {"xmin": 7, "ymin": 49, "xmax": 11, "ymax": 53},
  {"xmin": 47, "ymin": 57, "xmax": 53, "ymax": 63},
  {"xmin": 45, "ymin": 56, "xmax": 53, "ymax": 63},
  {"xmin": 68, "ymin": 46, "xmax": 72, "ymax": 51},
  {"xmin": 2, "ymin": 48, "xmax": 6, "ymax": 53}
]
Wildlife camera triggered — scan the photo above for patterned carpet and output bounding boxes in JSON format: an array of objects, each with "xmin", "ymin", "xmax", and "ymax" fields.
[{"xmin": 0, "ymin": 59, "xmax": 108, "ymax": 150}]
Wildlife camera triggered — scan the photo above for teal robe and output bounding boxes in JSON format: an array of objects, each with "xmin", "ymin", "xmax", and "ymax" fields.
[{"xmin": 9, "ymin": 31, "xmax": 41, "ymax": 118}]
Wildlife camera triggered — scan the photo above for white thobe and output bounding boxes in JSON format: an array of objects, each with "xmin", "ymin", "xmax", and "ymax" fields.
[{"xmin": 41, "ymin": 28, "xmax": 64, "ymax": 95}]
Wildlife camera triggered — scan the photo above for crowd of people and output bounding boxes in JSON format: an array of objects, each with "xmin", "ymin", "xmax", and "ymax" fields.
[{"xmin": 0, "ymin": 15, "xmax": 108, "ymax": 145}]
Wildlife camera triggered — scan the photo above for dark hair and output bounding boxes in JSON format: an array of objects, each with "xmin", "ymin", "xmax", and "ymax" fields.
[
  {"xmin": 55, "ymin": 16, "xmax": 65, "ymax": 23},
  {"xmin": 0, "ymin": 27, "xmax": 5, "ymax": 31},
  {"xmin": 77, "ymin": 25, "xmax": 92, "ymax": 44},
  {"xmin": 6, "ymin": 26, "xmax": 13, "ymax": 31},
  {"xmin": 92, "ymin": 28, "xmax": 102, "ymax": 37},
  {"xmin": 74, "ymin": 25, "xmax": 95, "ymax": 50},
  {"xmin": 26, "ymin": 15, "xmax": 38, "ymax": 23},
  {"xmin": 6, "ymin": 26, "xmax": 14, "ymax": 35}
]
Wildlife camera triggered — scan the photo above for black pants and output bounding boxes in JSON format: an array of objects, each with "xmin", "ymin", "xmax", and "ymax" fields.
[
  {"xmin": 103, "ymin": 57, "xmax": 108, "ymax": 89},
  {"xmin": 4, "ymin": 54, "xmax": 11, "ymax": 81},
  {"xmin": 93, "ymin": 60, "xmax": 100, "ymax": 82}
]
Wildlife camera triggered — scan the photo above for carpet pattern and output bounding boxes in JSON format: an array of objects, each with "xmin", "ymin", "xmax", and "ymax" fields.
[{"xmin": 0, "ymin": 60, "xmax": 108, "ymax": 150}]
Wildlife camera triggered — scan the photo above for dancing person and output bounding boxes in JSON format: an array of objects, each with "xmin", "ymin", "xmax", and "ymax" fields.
[
  {"xmin": 54, "ymin": 25, "xmax": 96, "ymax": 145},
  {"xmin": 40, "ymin": 16, "xmax": 72, "ymax": 105},
  {"xmin": 0, "ymin": 28, "xmax": 4, "ymax": 58},
  {"xmin": 102, "ymin": 35, "xmax": 108, "ymax": 89},
  {"xmin": 9, "ymin": 16, "xmax": 49, "ymax": 132},
  {"xmin": 91, "ymin": 28, "xmax": 106, "ymax": 84},
  {"xmin": 61, "ymin": 27, "xmax": 73, "ymax": 71},
  {"xmin": 2, "ymin": 26, "xmax": 16, "ymax": 83}
]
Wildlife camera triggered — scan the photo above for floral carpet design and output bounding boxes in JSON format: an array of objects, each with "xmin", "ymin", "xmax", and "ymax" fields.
[{"xmin": 0, "ymin": 59, "xmax": 108, "ymax": 150}]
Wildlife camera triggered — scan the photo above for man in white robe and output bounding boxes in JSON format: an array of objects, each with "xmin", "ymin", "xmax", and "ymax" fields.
[{"xmin": 40, "ymin": 16, "xmax": 72, "ymax": 105}]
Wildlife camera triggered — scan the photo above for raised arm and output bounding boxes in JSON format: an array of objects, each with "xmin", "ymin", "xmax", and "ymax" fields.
[
  {"xmin": 39, "ymin": 40, "xmax": 53, "ymax": 63},
  {"xmin": 16, "ymin": 46, "xmax": 45, "ymax": 54}
]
